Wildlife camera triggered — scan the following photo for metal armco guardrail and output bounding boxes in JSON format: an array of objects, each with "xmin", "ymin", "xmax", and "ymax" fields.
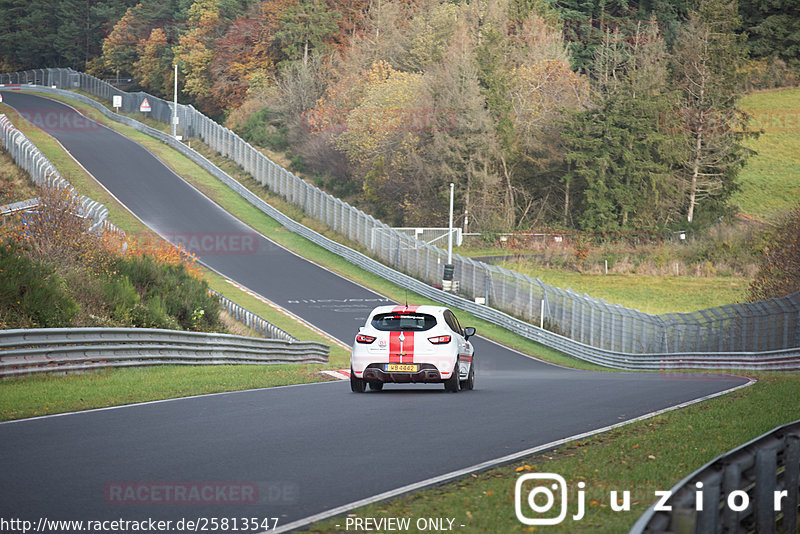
[
  {"xmin": 211, "ymin": 289, "xmax": 297, "ymax": 342},
  {"xmin": 0, "ymin": 114, "xmax": 107, "ymax": 230},
  {"xmin": 630, "ymin": 419, "xmax": 800, "ymax": 534},
  {"xmin": 3, "ymin": 70, "xmax": 799, "ymax": 370},
  {"xmin": 0, "ymin": 328, "xmax": 328, "ymax": 378}
]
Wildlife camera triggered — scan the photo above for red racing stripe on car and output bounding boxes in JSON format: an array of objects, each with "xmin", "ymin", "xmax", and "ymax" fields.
[
  {"xmin": 391, "ymin": 305, "xmax": 420, "ymax": 314},
  {"xmin": 389, "ymin": 331, "xmax": 402, "ymax": 363},
  {"xmin": 389, "ymin": 331, "xmax": 416, "ymax": 363},
  {"xmin": 402, "ymin": 332, "xmax": 415, "ymax": 364}
]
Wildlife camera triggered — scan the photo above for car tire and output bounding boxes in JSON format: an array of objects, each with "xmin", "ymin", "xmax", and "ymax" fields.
[
  {"xmin": 460, "ymin": 359, "xmax": 475, "ymax": 391},
  {"xmin": 350, "ymin": 368, "xmax": 366, "ymax": 393},
  {"xmin": 368, "ymin": 380, "xmax": 384, "ymax": 391},
  {"xmin": 444, "ymin": 362, "xmax": 460, "ymax": 393}
]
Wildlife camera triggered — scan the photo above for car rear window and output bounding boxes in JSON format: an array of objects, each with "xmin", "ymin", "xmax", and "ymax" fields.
[{"xmin": 371, "ymin": 313, "xmax": 437, "ymax": 332}]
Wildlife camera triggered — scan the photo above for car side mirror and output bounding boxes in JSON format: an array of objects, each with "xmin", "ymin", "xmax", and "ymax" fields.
[{"xmin": 464, "ymin": 327, "xmax": 476, "ymax": 340}]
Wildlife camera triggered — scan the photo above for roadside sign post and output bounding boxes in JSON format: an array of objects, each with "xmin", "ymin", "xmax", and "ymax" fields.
[
  {"xmin": 113, "ymin": 95, "xmax": 122, "ymax": 114},
  {"xmin": 139, "ymin": 98, "xmax": 151, "ymax": 114},
  {"xmin": 172, "ymin": 63, "xmax": 178, "ymax": 139}
]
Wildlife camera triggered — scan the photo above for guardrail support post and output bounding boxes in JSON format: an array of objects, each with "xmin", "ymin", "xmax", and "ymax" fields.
[
  {"xmin": 755, "ymin": 446, "xmax": 778, "ymax": 534},
  {"xmin": 783, "ymin": 435, "xmax": 799, "ymax": 533},
  {"xmin": 696, "ymin": 474, "xmax": 721, "ymax": 534}
]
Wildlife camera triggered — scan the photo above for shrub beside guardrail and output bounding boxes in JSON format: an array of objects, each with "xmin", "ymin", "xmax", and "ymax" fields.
[
  {"xmin": 211, "ymin": 289, "xmax": 297, "ymax": 342},
  {"xmin": 0, "ymin": 327, "xmax": 328, "ymax": 378},
  {"xmin": 630, "ymin": 419, "xmax": 800, "ymax": 534}
]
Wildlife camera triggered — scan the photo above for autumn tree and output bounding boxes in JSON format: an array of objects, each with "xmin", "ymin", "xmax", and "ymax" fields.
[
  {"xmin": 209, "ymin": 14, "xmax": 261, "ymax": 109},
  {"xmin": 174, "ymin": 0, "xmax": 224, "ymax": 115},
  {"xmin": 410, "ymin": 22, "xmax": 500, "ymax": 231},
  {"xmin": 100, "ymin": 5, "xmax": 146, "ymax": 78},
  {"xmin": 133, "ymin": 28, "xmax": 174, "ymax": 97},
  {"xmin": 671, "ymin": 0, "xmax": 750, "ymax": 224},
  {"xmin": 332, "ymin": 60, "xmax": 425, "ymax": 222},
  {"xmin": 274, "ymin": 0, "xmax": 340, "ymax": 67},
  {"xmin": 562, "ymin": 22, "xmax": 681, "ymax": 230},
  {"xmin": 507, "ymin": 15, "xmax": 589, "ymax": 227}
]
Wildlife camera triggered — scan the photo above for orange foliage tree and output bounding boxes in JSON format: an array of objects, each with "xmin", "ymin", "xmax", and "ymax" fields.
[
  {"xmin": 174, "ymin": 0, "xmax": 224, "ymax": 115},
  {"xmin": 134, "ymin": 28, "xmax": 175, "ymax": 98}
]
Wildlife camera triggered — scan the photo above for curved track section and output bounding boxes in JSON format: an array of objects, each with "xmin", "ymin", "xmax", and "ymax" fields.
[{"xmin": 0, "ymin": 92, "xmax": 749, "ymax": 531}]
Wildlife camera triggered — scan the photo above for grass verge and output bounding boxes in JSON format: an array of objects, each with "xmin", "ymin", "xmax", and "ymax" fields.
[
  {"xmin": 0, "ymin": 365, "xmax": 330, "ymax": 421},
  {"xmin": 303, "ymin": 375, "xmax": 800, "ymax": 533},
  {"xmin": 1, "ymin": 145, "xmax": 38, "ymax": 202}
]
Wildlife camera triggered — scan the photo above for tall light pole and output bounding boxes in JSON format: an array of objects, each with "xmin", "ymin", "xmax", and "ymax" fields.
[
  {"xmin": 447, "ymin": 182, "xmax": 454, "ymax": 264},
  {"xmin": 443, "ymin": 183, "xmax": 455, "ymax": 291},
  {"xmin": 172, "ymin": 63, "xmax": 178, "ymax": 139}
]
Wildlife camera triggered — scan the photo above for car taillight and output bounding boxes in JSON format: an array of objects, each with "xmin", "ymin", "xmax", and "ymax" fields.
[
  {"xmin": 428, "ymin": 335, "xmax": 451, "ymax": 344},
  {"xmin": 356, "ymin": 334, "xmax": 376, "ymax": 344}
]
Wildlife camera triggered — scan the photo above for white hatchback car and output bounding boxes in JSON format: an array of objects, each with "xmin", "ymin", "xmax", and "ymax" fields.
[{"xmin": 350, "ymin": 305, "xmax": 476, "ymax": 392}]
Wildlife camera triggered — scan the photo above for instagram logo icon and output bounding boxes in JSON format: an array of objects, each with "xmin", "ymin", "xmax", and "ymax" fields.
[{"xmin": 515, "ymin": 473, "xmax": 585, "ymax": 526}]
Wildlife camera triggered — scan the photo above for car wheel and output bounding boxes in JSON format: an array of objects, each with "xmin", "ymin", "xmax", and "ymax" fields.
[
  {"xmin": 444, "ymin": 362, "xmax": 460, "ymax": 393},
  {"xmin": 460, "ymin": 359, "xmax": 475, "ymax": 391},
  {"xmin": 350, "ymin": 368, "xmax": 366, "ymax": 393},
  {"xmin": 368, "ymin": 380, "xmax": 384, "ymax": 391}
]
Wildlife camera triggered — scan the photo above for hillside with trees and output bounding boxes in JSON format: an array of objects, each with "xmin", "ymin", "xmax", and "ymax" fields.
[{"xmin": 0, "ymin": 0, "xmax": 797, "ymax": 235}]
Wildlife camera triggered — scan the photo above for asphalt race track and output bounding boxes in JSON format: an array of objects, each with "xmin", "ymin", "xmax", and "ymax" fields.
[{"xmin": 0, "ymin": 91, "xmax": 749, "ymax": 532}]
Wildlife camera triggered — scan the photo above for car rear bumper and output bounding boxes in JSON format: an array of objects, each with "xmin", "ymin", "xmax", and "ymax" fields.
[{"xmin": 362, "ymin": 364, "xmax": 443, "ymax": 383}]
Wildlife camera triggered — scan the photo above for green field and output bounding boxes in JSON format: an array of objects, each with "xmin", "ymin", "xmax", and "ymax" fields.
[
  {"xmin": 733, "ymin": 89, "xmax": 800, "ymax": 220},
  {"xmin": 498, "ymin": 263, "xmax": 748, "ymax": 314}
]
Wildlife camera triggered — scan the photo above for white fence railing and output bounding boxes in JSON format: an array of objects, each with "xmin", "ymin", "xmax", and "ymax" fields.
[{"xmin": 0, "ymin": 113, "xmax": 107, "ymax": 230}]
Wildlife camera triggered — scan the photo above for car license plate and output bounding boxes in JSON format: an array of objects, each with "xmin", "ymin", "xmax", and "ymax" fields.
[{"xmin": 386, "ymin": 364, "xmax": 418, "ymax": 372}]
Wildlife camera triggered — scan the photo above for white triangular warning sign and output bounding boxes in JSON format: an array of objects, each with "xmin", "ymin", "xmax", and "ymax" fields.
[{"xmin": 139, "ymin": 98, "xmax": 151, "ymax": 112}]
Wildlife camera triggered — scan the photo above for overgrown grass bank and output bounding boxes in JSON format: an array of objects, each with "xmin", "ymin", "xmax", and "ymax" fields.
[{"xmin": 1, "ymin": 146, "xmax": 38, "ymax": 203}]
